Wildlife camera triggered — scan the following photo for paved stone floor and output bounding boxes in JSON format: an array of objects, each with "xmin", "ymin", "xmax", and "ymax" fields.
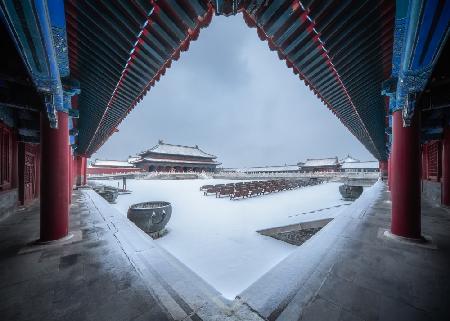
[
  {"xmin": 268, "ymin": 189, "xmax": 450, "ymax": 321},
  {"xmin": 0, "ymin": 190, "xmax": 262, "ymax": 321},
  {"xmin": 0, "ymin": 193, "xmax": 175, "ymax": 321},
  {"xmin": 1, "ymin": 186, "xmax": 449, "ymax": 321}
]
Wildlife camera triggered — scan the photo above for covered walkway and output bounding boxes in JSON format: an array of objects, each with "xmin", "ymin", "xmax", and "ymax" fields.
[{"xmin": 0, "ymin": 1, "xmax": 450, "ymax": 320}]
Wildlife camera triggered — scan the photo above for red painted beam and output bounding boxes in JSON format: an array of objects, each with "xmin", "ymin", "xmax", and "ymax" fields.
[
  {"xmin": 390, "ymin": 111, "xmax": 421, "ymax": 239},
  {"xmin": 40, "ymin": 112, "xmax": 69, "ymax": 242}
]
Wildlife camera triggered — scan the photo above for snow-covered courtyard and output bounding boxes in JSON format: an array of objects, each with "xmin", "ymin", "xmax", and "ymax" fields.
[{"xmin": 96, "ymin": 179, "xmax": 350, "ymax": 299}]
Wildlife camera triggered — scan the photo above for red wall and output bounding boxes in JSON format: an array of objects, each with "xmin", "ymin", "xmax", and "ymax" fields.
[
  {"xmin": 87, "ymin": 167, "xmax": 143, "ymax": 175},
  {"xmin": 0, "ymin": 121, "xmax": 40, "ymax": 206},
  {"xmin": 18, "ymin": 142, "xmax": 39, "ymax": 205}
]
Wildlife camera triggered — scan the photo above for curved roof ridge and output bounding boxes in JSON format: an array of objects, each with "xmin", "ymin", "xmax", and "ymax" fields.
[
  {"xmin": 140, "ymin": 141, "xmax": 217, "ymax": 159},
  {"xmin": 305, "ymin": 157, "xmax": 338, "ymax": 160}
]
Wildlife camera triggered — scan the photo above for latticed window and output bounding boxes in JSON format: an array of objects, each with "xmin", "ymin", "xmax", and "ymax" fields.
[{"xmin": 427, "ymin": 141, "xmax": 441, "ymax": 181}]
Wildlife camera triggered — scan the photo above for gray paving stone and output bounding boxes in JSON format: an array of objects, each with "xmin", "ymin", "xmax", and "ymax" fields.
[
  {"xmin": 378, "ymin": 295, "xmax": 431, "ymax": 321},
  {"xmin": 338, "ymin": 310, "xmax": 364, "ymax": 321},
  {"xmin": 318, "ymin": 275, "xmax": 381, "ymax": 321},
  {"xmin": 271, "ymin": 186, "xmax": 450, "ymax": 321},
  {"xmin": 0, "ymin": 193, "xmax": 175, "ymax": 321},
  {"xmin": 299, "ymin": 296, "xmax": 341, "ymax": 321}
]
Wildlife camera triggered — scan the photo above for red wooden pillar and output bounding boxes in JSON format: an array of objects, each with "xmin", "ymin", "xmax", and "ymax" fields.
[
  {"xmin": 35, "ymin": 146, "xmax": 41, "ymax": 197},
  {"xmin": 40, "ymin": 112, "xmax": 69, "ymax": 241},
  {"xmin": 379, "ymin": 160, "xmax": 388, "ymax": 180},
  {"xmin": 11, "ymin": 131, "xmax": 18, "ymax": 189},
  {"xmin": 68, "ymin": 153, "xmax": 73, "ymax": 204},
  {"xmin": 391, "ymin": 111, "xmax": 421, "ymax": 239},
  {"xmin": 441, "ymin": 126, "xmax": 450, "ymax": 206},
  {"xmin": 17, "ymin": 142, "xmax": 25, "ymax": 205},
  {"xmin": 75, "ymin": 156, "xmax": 80, "ymax": 186},
  {"xmin": 421, "ymin": 145, "xmax": 427, "ymax": 180},
  {"xmin": 388, "ymin": 156, "xmax": 392, "ymax": 191},
  {"xmin": 74, "ymin": 156, "xmax": 85, "ymax": 186},
  {"xmin": 82, "ymin": 157, "xmax": 87, "ymax": 185}
]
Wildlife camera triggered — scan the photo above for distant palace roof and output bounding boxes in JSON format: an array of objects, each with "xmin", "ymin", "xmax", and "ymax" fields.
[
  {"xmin": 340, "ymin": 155, "xmax": 360, "ymax": 164},
  {"xmin": 127, "ymin": 156, "xmax": 141, "ymax": 163},
  {"xmin": 139, "ymin": 141, "xmax": 217, "ymax": 159},
  {"xmin": 301, "ymin": 157, "xmax": 339, "ymax": 167},
  {"xmin": 138, "ymin": 158, "xmax": 220, "ymax": 165}
]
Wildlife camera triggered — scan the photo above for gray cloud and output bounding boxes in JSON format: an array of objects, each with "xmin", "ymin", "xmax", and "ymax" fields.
[{"xmin": 92, "ymin": 15, "xmax": 375, "ymax": 167}]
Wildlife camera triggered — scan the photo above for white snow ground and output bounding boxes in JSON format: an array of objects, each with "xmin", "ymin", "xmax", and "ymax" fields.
[{"xmin": 96, "ymin": 179, "xmax": 349, "ymax": 299}]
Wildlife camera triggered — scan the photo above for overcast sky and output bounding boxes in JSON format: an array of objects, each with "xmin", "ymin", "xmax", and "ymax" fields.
[{"xmin": 92, "ymin": 14, "xmax": 375, "ymax": 168}]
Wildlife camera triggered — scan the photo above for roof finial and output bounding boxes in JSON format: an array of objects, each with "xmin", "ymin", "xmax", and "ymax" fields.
[
  {"xmin": 158, "ymin": 139, "xmax": 164, "ymax": 144},
  {"xmin": 195, "ymin": 145, "xmax": 198, "ymax": 149}
]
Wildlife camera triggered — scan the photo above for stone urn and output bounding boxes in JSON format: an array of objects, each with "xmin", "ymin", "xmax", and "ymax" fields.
[
  {"xmin": 339, "ymin": 184, "xmax": 363, "ymax": 201},
  {"xmin": 93, "ymin": 185, "xmax": 118, "ymax": 203},
  {"xmin": 127, "ymin": 201, "xmax": 172, "ymax": 238}
]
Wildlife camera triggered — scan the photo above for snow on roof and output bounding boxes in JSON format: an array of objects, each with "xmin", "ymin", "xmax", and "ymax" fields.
[
  {"xmin": 140, "ymin": 157, "xmax": 221, "ymax": 165},
  {"xmin": 91, "ymin": 159, "xmax": 135, "ymax": 167},
  {"xmin": 302, "ymin": 157, "xmax": 339, "ymax": 167},
  {"xmin": 238, "ymin": 165, "xmax": 299, "ymax": 172},
  {"xmin": 340, "ymin": 155, "xmax": 360, "ymax": 164},
  {"xmin": 140, "ymin": 141, "xmax": 217, "ymax": 159},
  {"xmin": 127, "ymin": 156, "xmax": 140, "ymax": 163},
  {"xmin": 341, "ymin": 161, "xmax": 379, "ymax": 169}
]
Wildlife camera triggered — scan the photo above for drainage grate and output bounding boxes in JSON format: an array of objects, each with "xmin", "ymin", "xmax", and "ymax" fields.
[{"xmin": 257, "ymin": 218, "xmax": 333, "ymax": 246}]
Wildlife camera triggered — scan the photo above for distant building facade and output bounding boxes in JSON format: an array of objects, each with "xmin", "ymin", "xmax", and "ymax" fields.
[
  {"xmin": 299, "ymin": 157, "xmax": 340, "ymax": 172},
  {"xmin": 87, "ymin": 159, "xmax": 143, "ymax": 175},
  {"xmin": 132, "ymin": 141, "xmax": 221, "ymax": 173},
  {"xmin": 341, "ymin": 161, "xmax": 379, "ymax": 173},
  {"xmin": 339, "ymin": 155, "xmax": 379, "ymax": 173},
  {"xmin": 220, "ymin": 165, "xmax": 299, "ymax": 174}
]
